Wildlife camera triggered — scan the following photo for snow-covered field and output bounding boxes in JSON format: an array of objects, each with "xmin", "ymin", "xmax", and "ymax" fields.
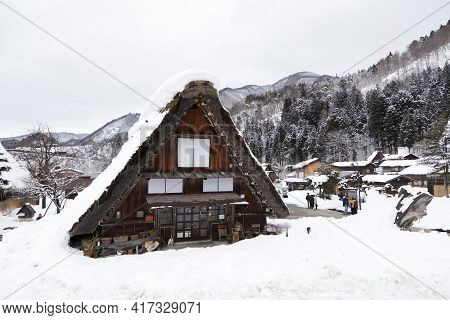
[{"xmin": 1, "ymin": 190, "xmax": 449, "ymax": 299}]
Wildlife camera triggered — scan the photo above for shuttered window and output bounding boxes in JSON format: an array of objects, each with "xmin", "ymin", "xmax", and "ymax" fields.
[
  {"xmin": 177, "ymin": 138, "xmax": 210, "ymax": 168},
  {"xmin": 148, "ymin": 179, "xmax": 183, "ymax": 194},
  {"xmin": 203, "ymin": 178, "xmax": 233, "ymax": 192}
]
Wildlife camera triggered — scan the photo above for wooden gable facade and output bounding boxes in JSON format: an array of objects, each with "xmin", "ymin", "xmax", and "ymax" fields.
[{"xmin": 69, "ymin": 81, "xmax": 289, "ymax": 251}]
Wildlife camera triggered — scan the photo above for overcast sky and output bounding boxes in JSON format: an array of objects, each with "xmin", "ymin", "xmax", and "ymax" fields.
[{"xmin": 0, "ymin": 0, "xmax": 449, "ymax": 137}]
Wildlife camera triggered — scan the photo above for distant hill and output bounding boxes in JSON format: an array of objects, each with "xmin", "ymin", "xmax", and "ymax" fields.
[
  {"xmin": 0, "ymin": 132, "xmax": 88, "ymax": 148},
  {"xmin": 219, "ymin": 71, "xmax": 324, "ymax": 115},
  {"xmin": 78, "ymin": 113, "xmax": 140, "ymax": 145}
]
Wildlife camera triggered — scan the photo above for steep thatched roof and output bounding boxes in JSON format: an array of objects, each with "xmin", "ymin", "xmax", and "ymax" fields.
[{"xmin": 69, "ymin": 81, "xmax": 289, "ymax": 238}]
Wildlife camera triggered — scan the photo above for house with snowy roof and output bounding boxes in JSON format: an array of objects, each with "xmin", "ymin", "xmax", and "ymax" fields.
[
  {"xmin": 331, "ymin": 160, "xmax": 376, "ymax": 174},
  {"xmin": 379, "ymin": 159, "xmax": 418, "ymax": 173},
  {"xmin": 398, "ymin": 164, "xmax": 435, "ymax": 189},
  {"xmin": 290, "ymin": 158, "xmax": 323, "ymax": 179},
  {"xmin": 69, "ymin": 80, "xmax": 289, "ymax": 253},
  {"xmin": 366, "ymin": 150, "xmax": 385, "ymax": 166},
  {"xmin": 362, "ymin": 174, "xmax": 411, "ymax": 190},
  {"xmin": 261, "ymin": 163, "xmax": 280, "ymax": 182}
]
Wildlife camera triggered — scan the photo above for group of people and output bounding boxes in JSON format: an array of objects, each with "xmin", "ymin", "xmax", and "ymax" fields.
[
  {"xmin": 341, "ymin": 195, "xmax": 358, "ymax": 215},
  {"xmin": 305, "ymin": 193, "xmax": 318, "ymax": 210}
]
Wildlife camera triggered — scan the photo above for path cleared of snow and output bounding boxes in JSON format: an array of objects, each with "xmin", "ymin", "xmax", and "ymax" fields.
[{"xmin": 1, "ymin": 190, "xmax": 449, "ymax": 299}]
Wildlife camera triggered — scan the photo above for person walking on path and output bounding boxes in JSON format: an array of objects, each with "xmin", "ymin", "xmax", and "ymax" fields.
[
  {"xmin": 342, "ymin": 195, "xmax": 349, "ymax": 214},
  {"xmin": 313, "ymin": 195, "xmax": 318, "ymax": 210},
  {"xmin": 308, "ymin": 194, "xmax": 315, "ymax": 209},
  {"xmin": 306, "ymin": 193, "xmax": 311, "ymax": 209}
]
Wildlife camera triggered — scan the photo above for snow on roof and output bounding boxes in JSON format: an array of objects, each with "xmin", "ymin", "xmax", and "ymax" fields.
[
  {"xmin": 0, "ymin": 142, "xmax": 29, "ymax": 189},
  {"xmin": 380, "ymin": 160, "xmax": 418, "ymax": 167},
  {"xmin": 308, "ymin": 175, "xmax": 329, "ymax": 184},
  {"xmin": 384, "ymin": 154, "xmax": 402, "ymax": 160},
  {"xmin": 332, "ymin": 160, "xmax": 371, "ymax": 167},
  {"xmin": 399, "ymin": 165, "xmax": 435, "ymax": 176},
  {"xmin": 414, "ymin": 196, "xmax": 450, "ymax": 230},
  {"xmin": 292, "ymin": 158, "xmax": 319, "ymax": 169},
  {"xmin": 366, "ymin": 151, "xmax": 380, "ymax": 163},
  {"xmin": 148, "ymin": 69, "xmax": 219, "ymax": 111},
  {"xmin": 362, "ymin": 174, "xmax": 402, "ymax": 183}
]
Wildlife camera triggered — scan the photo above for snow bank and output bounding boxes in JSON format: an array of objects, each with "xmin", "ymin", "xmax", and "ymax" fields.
[
  {"xmin": 415, "ymin": 197, "xmax": 450, "ymax": 230},
  {"xmin": 0, "ymin": 143, "xmax": 29, "ymax": 189}
]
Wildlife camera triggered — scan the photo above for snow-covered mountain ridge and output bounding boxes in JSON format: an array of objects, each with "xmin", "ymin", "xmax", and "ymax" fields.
[{"xmin": 219, "ymin": 71, "xmax": 324, "ymax": 112}]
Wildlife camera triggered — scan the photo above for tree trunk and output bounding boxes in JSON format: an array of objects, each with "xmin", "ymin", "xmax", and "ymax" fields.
[{"xmin": 41, "ymin": 196, "xmax": 46, "ymax": 209}]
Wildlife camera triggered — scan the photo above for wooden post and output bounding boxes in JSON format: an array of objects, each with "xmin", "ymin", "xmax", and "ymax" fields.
[{"xmin": 231, "ymin": 205, "xmax": 235, "ymax": 228}]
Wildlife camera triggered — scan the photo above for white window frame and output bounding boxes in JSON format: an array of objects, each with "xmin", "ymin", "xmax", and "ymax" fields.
[
  {"xmin": 177, "ymin": 138, "xmax": 210, "ymax": 168},
  {"xmin": 148, "ymin": 179, "xmax": 183, "ymax": 194}
]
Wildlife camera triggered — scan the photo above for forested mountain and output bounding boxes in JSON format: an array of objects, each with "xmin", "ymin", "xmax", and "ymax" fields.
[{"xmin": 225, "ymin": 20, "xmax": 450, "ymax": 165}]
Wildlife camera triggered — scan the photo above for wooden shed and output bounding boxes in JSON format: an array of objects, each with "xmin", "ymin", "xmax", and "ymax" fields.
[
  {"xmin": 16, "ymin": 204, "xmax": 36, "ymax": 221},
  {"xmin": 69, "ymin": 81, "xmax": 289, "ymax": 253}
]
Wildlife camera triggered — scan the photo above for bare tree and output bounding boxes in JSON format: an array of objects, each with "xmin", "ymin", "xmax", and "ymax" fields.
[{"xmin": 24, "ymin": 126, "xmax": 81, "ymax": 213}]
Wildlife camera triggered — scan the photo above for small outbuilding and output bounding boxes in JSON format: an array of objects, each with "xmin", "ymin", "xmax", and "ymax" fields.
[{"xmin": 16, "ymin": 204, "xmax": 36, "ymax": 221}]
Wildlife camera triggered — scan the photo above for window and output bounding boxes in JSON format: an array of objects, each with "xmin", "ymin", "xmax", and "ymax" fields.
[
  {"xmin": 148, "ymin": 179, "xmax": 183, "ymax": 194},
  {"xmin": 116, "ymin": 211, "xmax": 121, "ymax": 219},
  {"xmin": 136, "ymin": 211, "xmax": 144, "ymax": 218},
  {"xmin": 203, "ymin": 178, "xmax": 233, "ymax": 192},
  {"xmin": 209, "ymin": 205, "xmax": 225, "ymax": 221},
  {"xmin": 177, "ymin": 138, "xmax": 210, "ymax": 168}
]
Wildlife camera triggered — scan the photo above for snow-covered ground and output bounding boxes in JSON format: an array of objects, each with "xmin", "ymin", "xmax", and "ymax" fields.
[
  {"xmin": 415, "ymin": 196, "xmax": 450, "ymax": 231},
  {"xmin": 1, "ymin": 190, "xmax": 449, "ymax": 299}
]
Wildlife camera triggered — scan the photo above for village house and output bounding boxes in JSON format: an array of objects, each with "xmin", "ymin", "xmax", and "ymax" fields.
[
  {"xmin": 362, "ymin": 174, "xmax": 411, "ymax": 190},
  {"xmin": 261, "ymin": 163, "xmax": 280, "ymax": 182},
  {"xmin": 331, "ymin": 160, "xmax": 376, "ymax": 174},
  {"xmin": 379, "ymin": 159, "xmax": 418, "ymax": 173},
  {"xmin": 283, "ymin": 177, "xmax": 310, "ymax": 191},
  {"xmin": 366, "ymin": 150, "xmax": 385, "ymax": 166},
  {"xmin": 427, "ymin": 172, "xmax": 450, "ymax": 197},
  {"xmin": 69, "ymin": 81, "xmax": 289, "ymax": 255},
  {"xmin": 290, "ymin": 158, "xmax": 323, "ymax": 179},
  {"xmin": 383, "ymin": 152, "xmax": 419, "ymax": 161},
  {"xmin": 399, "ymin": 164, "xmax": 434, "ymax": 189}
]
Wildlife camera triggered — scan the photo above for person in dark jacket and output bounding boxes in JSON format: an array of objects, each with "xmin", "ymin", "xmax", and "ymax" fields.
[
  {"xmin": 309, "ymin": 195, "xmax": 315, "ymax": 209},
  {"xmin": 342, "ymin": 195, "xmax": 349, "ymax": 214},
  {"xmin": 306, "ymin": 193, "xmax": 311, "ymax": 208}
]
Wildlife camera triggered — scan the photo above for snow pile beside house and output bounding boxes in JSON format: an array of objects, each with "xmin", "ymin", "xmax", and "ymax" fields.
[{"xmin": 0, "ymin": 142, "xmax": 29, "ymax": 189}]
